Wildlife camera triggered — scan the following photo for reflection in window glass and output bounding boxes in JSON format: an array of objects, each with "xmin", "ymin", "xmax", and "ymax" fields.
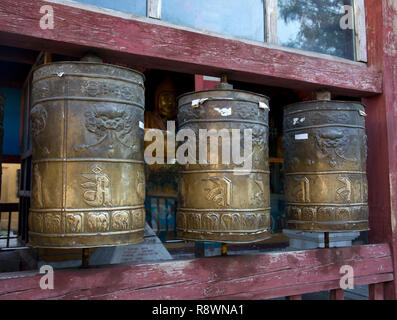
[
  {"xmin": 162, "ymin": 0, "xmax": 265, "ymax": 42},
  {"xmin": 278, "ymin": 0, "xmax": 355, "ymax": 60},
  {"xmin": 74, "ymin": 0, "xmax": 146, "ymax": 16}
]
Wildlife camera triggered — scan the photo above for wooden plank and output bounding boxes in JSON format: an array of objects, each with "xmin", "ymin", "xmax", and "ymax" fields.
[
  {"xmin": 1, "ymin": 155, "xmax": 21, "ymax": 164},
  {"xmin": 0, "ymin": 203, "xmax": 19, "ymax": 213},
  {"xmin": 210, "ymin": 273, "xmax": 392, "ymax": 300},
  {"xmin": 363, "ymin": 0, "xmax": 397, "ymax": 300},
  {"xmin": 0, "ymin": 46, "xmax": 37, "ymax": 65},
  {"xmin": 353, "ymin": 0, "xmax": 368, "ymax": 62},
  {"xmin": 265, "ymin": 0, "xmax": 278, "ymax": 45},
  {"xmin": 369, "ymin": 282, "xmax": 385, "ymax": 300},
  {"xmin": 0, "ymin": 0, "xmax": 381, "ymax": 97},
  {"xmin": 330, "ymin": 289, "xmax": 344, "ymax": 300},
  {"xmin": 147, "ymin": 0, "xmax": 161, "ymax": 19},
  {"xmin": 0, "ymin": 244, "xmax": 392, "ymax": 300}
]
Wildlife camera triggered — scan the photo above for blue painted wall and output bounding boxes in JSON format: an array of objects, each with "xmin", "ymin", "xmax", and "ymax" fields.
[
  {"xmin": 74, "ymin": 0, "xmax": 146, "ymax": 16},
  {"xmin": 0, "ymin": 88, "xmax": 21, "ymax": 155}
]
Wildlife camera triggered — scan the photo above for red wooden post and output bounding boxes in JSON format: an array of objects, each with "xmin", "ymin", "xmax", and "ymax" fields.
[
  {"xmin": 369, "ymin": 283, "xmax": 385, "ymax": 300},
  {"xmin": 363, "ymin": 0, "xmax": 397, "ymax": 300},
  {"xmin": 330, "ymin": 289, "xmax": 344, "ymax": 300},
  {"xmin": 195, "ymin": 75, "xmax": 220, "ymax": 91}
]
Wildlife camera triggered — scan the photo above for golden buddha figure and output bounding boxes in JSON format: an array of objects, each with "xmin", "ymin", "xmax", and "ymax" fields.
[
  {"xmin": 144, "ymin": 75, "xmax": 179, "ymax": 212},
  {"xmin": 144, "ymin": 75, "xmax": 179, "ymax": 193},
  {"xmin": 145, "ymin": 75, "xmax": 177, "ymax": 131}
]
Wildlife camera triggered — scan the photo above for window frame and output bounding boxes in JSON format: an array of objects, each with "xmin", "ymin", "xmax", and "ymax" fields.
[{"xmin": 146, "ymin": 0, "xmax": 368, "ymax": 62}]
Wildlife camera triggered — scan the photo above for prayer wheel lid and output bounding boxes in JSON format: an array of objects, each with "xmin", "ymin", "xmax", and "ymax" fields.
[
  {"xmin": 178, "ymin": 74, "xmax": 269, "ymax": 103},
  {"xmin": 284, "ymin": 99, "xmax": 366, "ymax": 113},
  {"xmin": 33, "ymin": 60, "xmax": 146, "ymax": 82}
]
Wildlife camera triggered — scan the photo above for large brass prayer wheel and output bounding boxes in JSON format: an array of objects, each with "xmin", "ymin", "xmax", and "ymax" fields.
[
  {"xmin": 29, "ymin": 62, "xmax": 146, "ymax": 248},
  {"xmin": 177, "ymin": 83, "xmax": 271, "ymax": 243},
  {"xmin": 283, "ymin": 100, "xmax": 369, "ymax": 232}
]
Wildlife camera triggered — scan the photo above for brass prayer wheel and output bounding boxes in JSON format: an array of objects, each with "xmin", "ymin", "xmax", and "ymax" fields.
[
  {"xmin": 29, "ymin": 61, "xmax": 146, "ymax": 248},
  {"xmin": 283, "ymin": 100, "xmax": 369, "ymax": 232},
  {"xmin": 176, "ymin": 82, "xmax": 271, "ymax": 243}
]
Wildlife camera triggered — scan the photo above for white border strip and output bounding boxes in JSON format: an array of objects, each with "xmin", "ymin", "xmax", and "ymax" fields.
[
  {"xmin": 147, "ymin": 0, "xmax": 161, "ymax": 19},
  {"xmin": 353, "ymin": 0, "xmax": 368, "ymax": 62},
  {"xmin": 265, "ymin": 0, "xmax": 278, "ymax": 45}
]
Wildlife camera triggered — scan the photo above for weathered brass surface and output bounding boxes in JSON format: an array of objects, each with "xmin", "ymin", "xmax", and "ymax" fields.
[
  {"xmin": 29, "ymin": 62, "xmax": 146, "ymax": 248},
  {"xmin": 283, "ymin": 100, "xmax": 369, "ymax": 232},
  {"xmin": 177, "ymin": 88, "xmax": 271, "ymax": 243}
]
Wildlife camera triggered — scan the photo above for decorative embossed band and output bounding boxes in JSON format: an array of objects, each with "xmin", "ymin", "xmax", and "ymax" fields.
[
  {"xmin": 285, "ymin": 204, "xmax": 369, "ymax": 232},
  {"xmin": 32, "ymin": 158, "xmax": 145, "ymax": 164},
  {"xmin": 29, "ymin": 208, "xmax": 146, "ymax": 248},
  {"xmin": 179, "ymin": 118, "xmax": 269, "ymax": 129},
  {"xmin": 177, "ymin": 209, "xmax": 271, "ymax": 243},
  {"xmin": 284, "ymin": 123, "xmax": 366, "ymax": 133},
  {"xmin": 28, "ymin": 229, "xmax": 145, "ymax": 248},
  {"xmin": 29, "ymin": 208, "xmax": 146, "ymax": 234}
]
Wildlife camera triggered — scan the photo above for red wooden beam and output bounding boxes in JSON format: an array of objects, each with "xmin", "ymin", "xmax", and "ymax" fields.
[
  {"xmin": 212, "ymin": 274, "xmax": 393, "ymax": 300},
  {"xmin": 363, "ymin": 0, "xmax": 397, "ymax": 300},
  {"xmin": 0, "ymin": 46, "xmax": 38, "ymax": 65},
  {"xmin": 0, "ymin": 244, "xmax": 392, "ymax": 300},
  {"xmin": 0, "ymin": 0, "xmax": 381, "ymax": 97}
]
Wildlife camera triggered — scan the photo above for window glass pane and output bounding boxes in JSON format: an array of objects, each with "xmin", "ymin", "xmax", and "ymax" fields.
[
  {"xmin": 74, "ymin": 0, "xmax": 146, "ymax": 16},
  {"xmin": 278, "ymin": 0, "xmax": 355, "ymax": 60},
  {"xmin": 162, "ymin": 0, "xmax": 265, "ymax": 42}
]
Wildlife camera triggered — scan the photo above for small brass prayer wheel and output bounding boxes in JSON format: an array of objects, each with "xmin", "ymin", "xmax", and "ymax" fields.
[
  {"xmin": 176, "ymin": 79, "xmax": 272, "ymax": 243},
  {"xmin": 283, "ymin": 98, "xmax": 369, "ymax": 232}
]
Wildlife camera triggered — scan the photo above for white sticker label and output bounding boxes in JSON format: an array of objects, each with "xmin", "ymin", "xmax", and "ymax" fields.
[
  {"xmin": 214, "ymin": 107, "xmax": 232, "ymax": 116},
  {"xmin": 139, "ymin": 121, "xmax": 145, "ymax": 130},
  {"xmin": 293, "ymin": 117, "xmax": 306, "ymax": 125},
  {"xmin": 192, "ymin": 98, "xmax": 208, "ymax": 108},
  {"xmin": 259, "ymin": 102, "xmax": 269, "ymax": 110},
  {"xmin": 295, "ymin": 133, "xmax": 308, "ymax": 140}
]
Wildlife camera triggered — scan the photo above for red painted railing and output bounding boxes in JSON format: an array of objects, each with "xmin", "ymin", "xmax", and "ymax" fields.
[{"xmin": 0, "ymin": 244, "xmax": 392, "ymax": 300}]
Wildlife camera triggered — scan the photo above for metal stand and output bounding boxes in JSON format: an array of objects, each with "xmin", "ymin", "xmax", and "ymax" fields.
[
  {"xmin": 324, "ymin": 232, "xmax": 330, "ymax": 248},
  {"xmin": 221, "ymin": 243, "xmax": 228, "ymax": 256},
  {"xmin": 81, "ymin": 248, "xmax": 90, "ymax": 268}
]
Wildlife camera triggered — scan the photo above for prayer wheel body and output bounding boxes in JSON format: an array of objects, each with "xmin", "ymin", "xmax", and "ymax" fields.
[
  {"xmin": 283, "ymin": 100, "xmax": 369, "ymax": 232},
  {"xmin": 177, "ymin": 88, "xmax": 271, "ymax": 243},
  {"xmin": 29, "ymin": 62, "xmax": 146, "ymax": 248}
]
